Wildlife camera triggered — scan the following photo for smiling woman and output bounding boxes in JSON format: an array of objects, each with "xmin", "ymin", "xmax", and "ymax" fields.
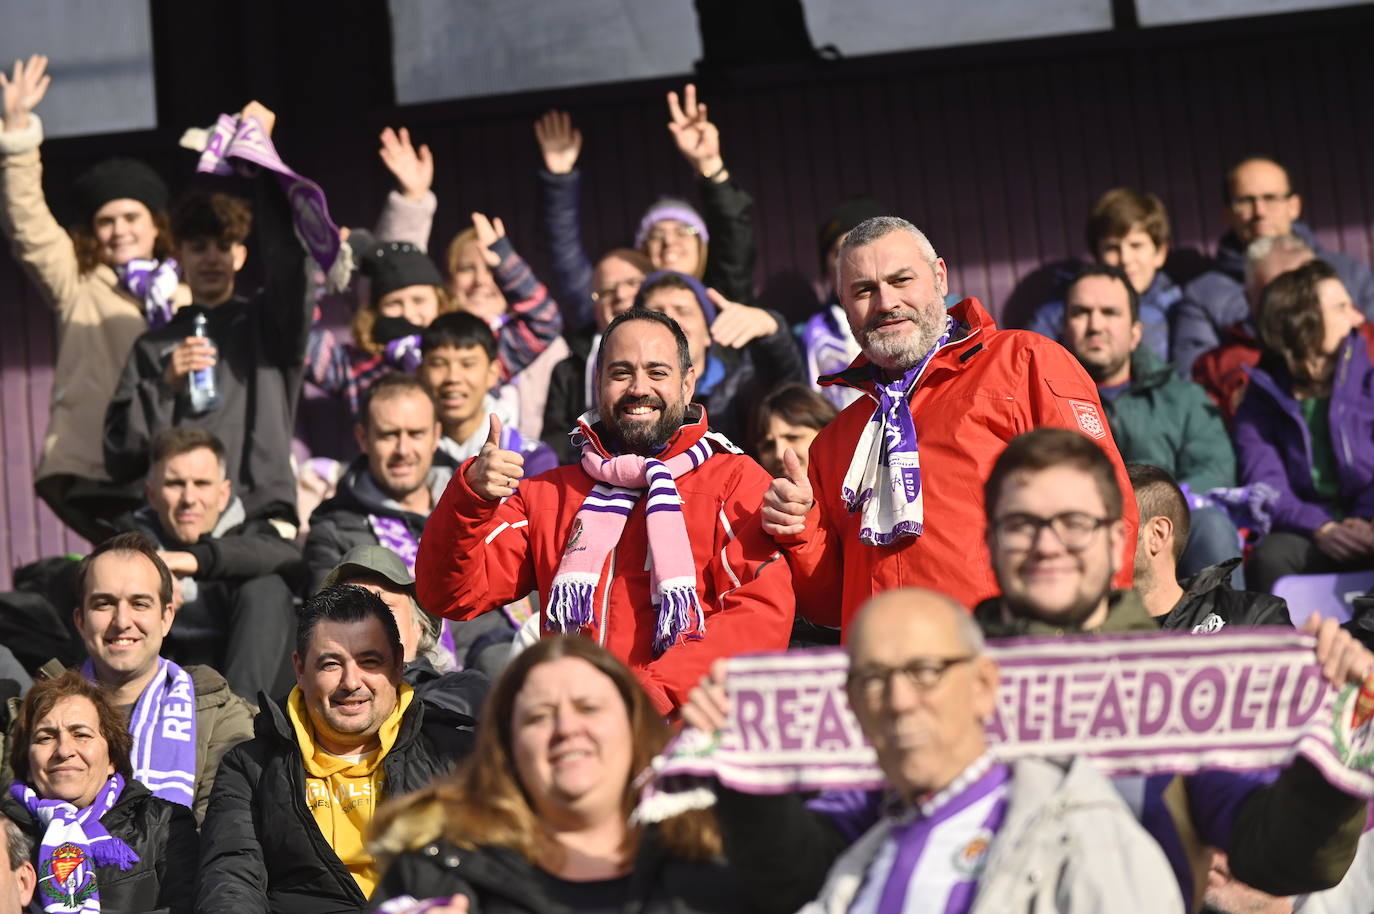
[
  {"xmin": 0, "ymin": 671, "xmax": 198, "ymax": 914},
  {"xmin": 369, "ymin": 636, "xmax": 752, "ymax": 914}
]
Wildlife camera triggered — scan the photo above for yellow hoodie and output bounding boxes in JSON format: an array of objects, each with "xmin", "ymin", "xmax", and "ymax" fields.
[{"xmin": 287, "ymin": 683, "xmax": 414, "ymax": 897}]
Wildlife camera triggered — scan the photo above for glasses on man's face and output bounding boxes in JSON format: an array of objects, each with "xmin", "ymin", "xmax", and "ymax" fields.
[
  {"xmin": 1229, "ymin": 192, "xmax": 1293, "ymax": 213},
  {"xmin": 847, "ymin": 656, "xmax": 974, "ymax": 704},
  {"xmin": 646, "ymin": 224, "xmax": 699, "ymax": 246},
  {"xmin": 590, "ymin": 276, "xmax": 643, "ymax": 303},
  {"xmin": 992, "ymin": 511, "xmax": 1113, "ymax": 552}
]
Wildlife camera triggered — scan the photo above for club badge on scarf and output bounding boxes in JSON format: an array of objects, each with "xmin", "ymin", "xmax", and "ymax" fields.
[
  {"xmin": 11, "ymin": 775, "xmax": 139, "ymax": 914},
  {"xmin": 634, "ymin": 631, "xmax": 1374, "ymax": 822},
  {"xmin": 180, "ymin": 113, "xmax": 351, "ymax": 292}
]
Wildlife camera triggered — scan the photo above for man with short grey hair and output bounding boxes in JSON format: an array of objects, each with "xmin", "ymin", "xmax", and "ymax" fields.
[
  {"xmin": 762, "ymin": 215, "xmax": 1137, "ymax": 631},
  {"xmin": 0, "ymin": 813, "xmax": 35, "ymax": 913}
]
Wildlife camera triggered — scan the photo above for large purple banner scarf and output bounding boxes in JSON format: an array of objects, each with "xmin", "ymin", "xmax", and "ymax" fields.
[
  {"xmin": 636, "ymin": 631, "xmax": 1374, "ymax": 822},
  {"xmin": 181, "ymin": 114, "xmax": 351, "ymax": 291}
]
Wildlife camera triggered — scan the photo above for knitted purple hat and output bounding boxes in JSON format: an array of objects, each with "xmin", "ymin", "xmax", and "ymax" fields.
[{"xmin": 634, "ymin": 198, "xmax": 710, "ymax": 249}]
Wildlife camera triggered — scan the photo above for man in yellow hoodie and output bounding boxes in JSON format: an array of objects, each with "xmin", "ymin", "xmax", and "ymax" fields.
[{"xmin": 196, "ymin": 584, "xmax": 477, "ymax": 914}]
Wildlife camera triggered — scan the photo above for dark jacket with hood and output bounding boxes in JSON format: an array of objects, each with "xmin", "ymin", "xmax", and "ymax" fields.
[
  {"xmin": 2, "ymin": 778, "xmax": 199, "ymax": 914},
  {"xmin": 369, "ymin": 831, "xmax": 750, "ymax": 914},
  {"xmin": 195, "ymin": 689, "xmax": 476, "ymax": 914},
  {"xmin": 1172, "ymin": 222, "xmax": 1374, "ymax": 374},
  {"xmin": 103, "ymin": 172, "xmax": 314, "ymax": 524},
  {"xmin": 1158, "ymin": 558, "xmax": 1293, "ymax": 632},
  {"xmin": 304, "ymin": 453, "xmax": 458, "ymax": 593}
]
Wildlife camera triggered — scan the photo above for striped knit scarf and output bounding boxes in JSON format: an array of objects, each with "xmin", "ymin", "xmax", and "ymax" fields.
[
  {"xmin": 83, "ymin": 657, "xmax": 197, "ymax": 808},
  {"xmin": 547, "ymin": 432, "xmax": 719, "ymax": 655}
]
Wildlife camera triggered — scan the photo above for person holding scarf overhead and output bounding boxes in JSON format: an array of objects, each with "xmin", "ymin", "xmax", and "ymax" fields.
[
  {"xmin": 0, "ymin": 54, "xmax": 191, "ymax": 542},
  {"xmin": 762, "ymin": 216, "xmax": 1138, "ymax": 630},
  {"xmin": 1, "ymin": 670, "xmax": 197, "ymax": 914},
  {"xmin": 416, "ymin": 307, "xmax": 794, "ymax": 715}
]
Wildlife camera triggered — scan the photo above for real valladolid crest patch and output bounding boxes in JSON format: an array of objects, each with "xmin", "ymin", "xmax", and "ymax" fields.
[
  {"xmin": 41, "ymin": 842, "xmax": 97, "ymax": 911},
  {"xmin": 634, "ymin": 631, "xmax": 1374, "ymax": 822}
]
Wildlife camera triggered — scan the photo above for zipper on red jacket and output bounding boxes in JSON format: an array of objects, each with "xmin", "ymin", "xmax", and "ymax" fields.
[{"xmin": 599, "ymin": 550, "xmax": 615, "ymax": 647}]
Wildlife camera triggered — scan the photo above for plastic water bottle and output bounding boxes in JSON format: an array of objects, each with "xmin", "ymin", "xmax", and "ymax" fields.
[{"xmin": 188, "ymin": 312, "xmax": 220, "ymax": 413}]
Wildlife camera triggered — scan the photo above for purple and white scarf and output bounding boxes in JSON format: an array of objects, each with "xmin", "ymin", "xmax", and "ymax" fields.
[
  {"xmin": 803, "ymin": 305, "xmax": 863, "ymax": 410},
  {"xmin": 634, "ymin": 631, "xmax": 1374, "ymax": 822},
  {"xmin": 11, "ymin": 775, "xmax": 139, "ymax": 913},
  {"xmin": 83, "ymin": 657, "xmax": 197, "ymax": 809},
  {"xmin": 841, "ymin": 316, "xmax": 953, "ymax": 546},
  {"xmin": 182, "ymin": 113, "xmax": 350, "ymax": 292},
  {"xmin": 116, "ymin": 258, "xmax": 179, "ymax": 329},
  {"xmin": 548, "ymin": 424, "xmax": 724, "ymax": 655}
]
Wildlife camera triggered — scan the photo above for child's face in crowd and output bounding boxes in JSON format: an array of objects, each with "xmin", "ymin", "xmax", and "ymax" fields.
[
  {"xmin": 1094, "ymin": 226, "xmax": 1166, "ymax": 295},
  {"xmin": 93, "ymin": 198, "xmax": 158, "ymax": 267},
  {"xmin": 377, "ymin": 283, "xmax": 442, "ymax": 328},
  {"xmin": 177, "ymin": 236, "xmax": 247, "ymax": 306},
  {"xmin": 757, "ymin": 414, "xmax": 820, "ymax": 479}
]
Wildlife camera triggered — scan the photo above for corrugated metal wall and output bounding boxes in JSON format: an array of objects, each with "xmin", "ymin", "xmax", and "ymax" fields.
[{"xmin": 3, "ymin": 20, "xmax": 1373, "ymax": 585}]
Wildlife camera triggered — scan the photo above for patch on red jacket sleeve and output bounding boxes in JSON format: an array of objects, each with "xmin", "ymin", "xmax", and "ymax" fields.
[{"xmin": 1069, "ymin": 400, "xmax": 1107, "ymax": 440}]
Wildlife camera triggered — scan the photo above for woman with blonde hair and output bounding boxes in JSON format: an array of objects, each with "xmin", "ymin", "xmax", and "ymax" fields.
[{"xmin": 368, "ymin": 635, "xmax": 749, "ymax": 914}]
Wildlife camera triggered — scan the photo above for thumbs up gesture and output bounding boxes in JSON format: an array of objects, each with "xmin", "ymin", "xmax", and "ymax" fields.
[
  {"xmin": 464, "ymin": 414, "xmax": 526, "ymax": 501},
  {"xmin": 762, "ymin": 448, "xmax": 814, "ymax": 537},
  {"xmin": 707, "ymin": 288, "xmax": 779, "ymax": 349}
]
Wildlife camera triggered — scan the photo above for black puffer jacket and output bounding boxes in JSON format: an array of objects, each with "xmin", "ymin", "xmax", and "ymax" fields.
[
  {"xmin": 195, "ymin": 691, "xmax": 475, "ymax": 914},
  {"xmin": 1159, "ymin": 558, "xmax": 1293, "ymax": 632},
  {"xmin": 370, "ymin": 832, "xmax": 752, "ymax": 914},
  {"xmin": 2, "ymin": 778, "xmax": 198, "ymax": 914}
]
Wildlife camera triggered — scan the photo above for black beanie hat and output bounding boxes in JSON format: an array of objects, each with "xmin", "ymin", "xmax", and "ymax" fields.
[
  {"xmin": 356, "ymin": 238, "xmax": 445, "ymax": 301},
  {"xmin": 817, "ymin": 195, "xmax": 889, "ymax": 268},
  {"xmin": 71, "ymin": 158, "xmax": 170, "ymax": 225}
]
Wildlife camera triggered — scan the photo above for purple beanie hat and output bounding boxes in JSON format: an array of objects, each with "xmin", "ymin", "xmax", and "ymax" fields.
[
  {"xmin": 632, "ymin": 270, "xmax": 718, "ymax": 326},
  {"xmin": 634, "ymin": 198, "xmax": 710, "ymax": 249}
]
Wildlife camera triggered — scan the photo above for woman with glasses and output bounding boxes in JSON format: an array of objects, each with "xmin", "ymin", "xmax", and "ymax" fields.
[{"xmin": 1234, "ymin": 260, "xmax": 1374, "ymax": 592}]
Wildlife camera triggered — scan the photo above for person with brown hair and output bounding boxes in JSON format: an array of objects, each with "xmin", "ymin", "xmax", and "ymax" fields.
[
  {"xmin": 368, "ymin": 635, "xmax": 748, "ymax": 914},
  {"xmin": 0, "ymin": 669, "xmax": 198, "ymax": 913},
  {"xmin": 104, "ymin": 101, "xmax": 314, "ymax": 527},
  {"xmin": 1, "ymin": 54, "xmax": 191, "ymax": 541},
  {"xmin": 1234, "ymin": 260, "xmax": 1374, "ymax": 591},
  {"xmin": 1025, "ymin": 187, "xmax": 1184, "ymax": 364},
  {"xmin": 748, "ymin": 382, "xmax": 839, "ymax": 480}
]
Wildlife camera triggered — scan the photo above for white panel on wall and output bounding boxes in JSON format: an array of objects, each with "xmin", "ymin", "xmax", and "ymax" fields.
[
  {"xmin": 1136, "ymin": 0, "xmax": 1362, "ymax": 27},
  {"xmin": 0, "ymin": 0, "xmax": 156, "ymax": 138}
]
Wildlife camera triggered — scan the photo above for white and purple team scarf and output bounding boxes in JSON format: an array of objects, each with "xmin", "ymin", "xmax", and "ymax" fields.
[
  {"xmin": 10, "ymin": 775, "xmax": 139, "ymax": 914},
  {"xmin": 634, "ymin": 631, "xmax": 1374, "ymax": 823},
  {"xmin": 848, "ymin": 757, "xmax": 1010, "ymax": 914},
  {"xmin": 181, "ymin": 113, "xmax": 350, "ymax": 292},
  {"xmin": 803, "ymin": 305, "xmax": 863, "ymax": 411},
  {"xmin": 841, "ymin": 316, "xmax": 953, "ymax": 546},
  {"xmin": 115, "ymin": 258, "xmax": 179, "ymax": 329},
  {"xmin": 548, "ymin": 419, "xmax": 729, "ymax": 655},
  {"xmin": 82, "ymin": 657, "xmax": 197, "ymax": 809}
]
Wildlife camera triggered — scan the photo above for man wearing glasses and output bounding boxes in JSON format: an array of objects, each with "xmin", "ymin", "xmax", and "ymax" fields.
[{"xmin": 1172, "ymin": 156, "xmax": 1374, "ymax": 373}]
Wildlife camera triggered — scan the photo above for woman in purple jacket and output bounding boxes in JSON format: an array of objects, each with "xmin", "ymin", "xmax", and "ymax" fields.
[{"xmin": 1236, "ymin": 259, "xmax": 1374, "ymax": 591}]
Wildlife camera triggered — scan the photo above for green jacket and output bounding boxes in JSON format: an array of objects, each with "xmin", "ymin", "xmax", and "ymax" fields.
[{"xmin": 1102, "ymin": 347, "xmax": 1236, "ymax": 491}]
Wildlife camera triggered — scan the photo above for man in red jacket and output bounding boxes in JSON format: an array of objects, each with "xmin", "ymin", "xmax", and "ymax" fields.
[
  {"xmin": 763, "ymin": 216, "xmax": 1136, "ymax": 634},
  {"xmin": 416, "ymin": 308, "xmax": 793, "ymax": 714}
]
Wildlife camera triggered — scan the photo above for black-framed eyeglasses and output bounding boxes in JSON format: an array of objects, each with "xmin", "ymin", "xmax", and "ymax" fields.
[
  {"xmin": 992, "ymin": 511, "xmax": 1114, "ymax": 552},
  {"xmin": 1229, "ymin": 192, "xmax": 1293, "ymax": 212},
  {"xmin": 846, "ymin": 656, "xmax": 974, "ymax": 703}
]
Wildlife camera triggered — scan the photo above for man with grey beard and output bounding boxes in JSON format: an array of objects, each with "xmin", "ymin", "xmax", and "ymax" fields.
[
  {"xmin": 416, "ymin": 307, "xmax": 793, "ymax": 714},
  {"xmin": 762, "ymin": 215, "xmax": 1138, "ymax": 632}
]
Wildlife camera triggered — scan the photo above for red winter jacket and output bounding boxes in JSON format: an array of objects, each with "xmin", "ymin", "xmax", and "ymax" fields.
[
  {"xmin": 779, "ymin": 297, "xmax": 1137, "ymax": 632},
  {"xmin": 416, "ymin": 409, "xmax": 794, "ymax": 714}
]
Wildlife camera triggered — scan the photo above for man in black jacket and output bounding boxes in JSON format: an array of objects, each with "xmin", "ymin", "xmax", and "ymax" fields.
[
  {"xmin": 1128, "ymin": 463, "xmax": 1292, "ymax": 631},
  {"xmin": 117, "ymin": 427, "xmax": 301, "ymax": 700},
  {"xmin": 104, "ymin": 102, "xmax": 313, "ymax": 527},
  {"xmin": 197, "ymin": 584, "xmax": 475, "ymax": 914}
]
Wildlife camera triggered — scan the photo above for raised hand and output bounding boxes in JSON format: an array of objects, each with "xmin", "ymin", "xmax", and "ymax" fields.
[
  {"xmin": 162, "ymin": 336, "xmax": 217, "ymax": 389},
  {"xmin": 240, "ymin": 100, "xmax": 276, "ymax": 137},
  {"xmin": 680, "ymin": 658, "xmax": 731, "ymax": 734},
  {"xmin": 533, "ymin": 110, "xmax": 582, "ymax": 175},
  {"xmin": 1, "ymin": 54, "xmax": 52, "ymax": 133},
  {"xmin": 707, "ymin": 288, "xmax": 778, "ymax": 348},
  {"xmin": 379, "ymin": 126, "xmax": 434, "ymax": 200},
  {"xmin": 762, "ymin": 449, "xmax": 814, "ymax": 537},
  {"xmin": 464, "ymin": 414, "xmax": 525, "ymax": 501},
  {"xmin": 471, "ymin": 211, "xmax": 506, "ymax": 268},
  {"xmin": 666, "ymin": 83, "xmax": 724, "ymax": 179}
]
